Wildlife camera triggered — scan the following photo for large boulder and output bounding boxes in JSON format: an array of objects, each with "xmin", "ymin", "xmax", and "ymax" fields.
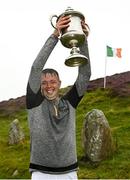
[{"xmin": 82, "ymin": 109, "xmax": 115, "ymax": 162}]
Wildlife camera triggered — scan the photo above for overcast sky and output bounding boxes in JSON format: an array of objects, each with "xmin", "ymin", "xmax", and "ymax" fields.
[{"xmin": 0, "ymin": 0, "xmax": 130, "ymax": 101}]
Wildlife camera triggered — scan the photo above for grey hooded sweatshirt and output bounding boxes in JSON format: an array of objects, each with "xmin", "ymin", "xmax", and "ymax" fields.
[{"xmin": 26, "ymin": 34, "xmax": 91, "ymax": 174}]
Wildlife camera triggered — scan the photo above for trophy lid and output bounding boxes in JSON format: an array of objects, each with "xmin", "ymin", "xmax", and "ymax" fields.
[{"xmin": 59, "ymin": 7, "xmax": 85, "ymax": 20}]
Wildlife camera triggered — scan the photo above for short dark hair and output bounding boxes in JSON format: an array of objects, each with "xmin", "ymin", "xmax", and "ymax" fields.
[{"xmin": 42, "ymin": 68, "xmax": 59, "ymax": 78}]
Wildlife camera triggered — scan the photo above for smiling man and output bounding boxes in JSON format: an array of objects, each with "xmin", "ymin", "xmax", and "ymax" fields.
[
  {"xmin": 41, "ymin": 69, "xmax": 61, "ymax": 101},
  {"xmin": 26, "ymin": 15, "xmax": 91, "ymax": 180}
]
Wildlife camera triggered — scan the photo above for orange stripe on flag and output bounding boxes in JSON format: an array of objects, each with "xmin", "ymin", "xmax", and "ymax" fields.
[{"xmin": 116, "ymin": 48, "xmax": 122, "ymax": 58}]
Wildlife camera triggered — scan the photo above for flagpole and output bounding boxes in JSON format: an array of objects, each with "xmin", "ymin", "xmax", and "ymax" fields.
[{"xmin": 104, "ymin": 48, "xmax": 107, "ymax": 89}]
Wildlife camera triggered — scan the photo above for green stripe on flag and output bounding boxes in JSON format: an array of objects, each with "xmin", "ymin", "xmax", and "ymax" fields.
[{"xmin": 107, "ymin": 46, "xmax": 113, "ymax": 57}]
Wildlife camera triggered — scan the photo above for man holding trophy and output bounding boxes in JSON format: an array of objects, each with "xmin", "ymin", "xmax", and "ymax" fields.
[{"xmin": 26, "ymin": 7, "xmax": 91, "ymax": 180}]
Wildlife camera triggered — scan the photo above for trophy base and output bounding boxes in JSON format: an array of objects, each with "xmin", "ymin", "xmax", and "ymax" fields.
[{"xmin": 65, "ymin": 53, "xmax": 88, "ymax": 67}]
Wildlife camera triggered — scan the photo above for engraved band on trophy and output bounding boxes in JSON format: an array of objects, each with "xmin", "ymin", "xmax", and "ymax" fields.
[{"xmin": 50, "ymin": 7, "xmax": 89, "ymax": 67}]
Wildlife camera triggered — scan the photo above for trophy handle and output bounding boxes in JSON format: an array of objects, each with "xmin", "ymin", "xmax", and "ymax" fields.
[
  {"xmin": 50, "ymin": 15, "xmax": 58, "ymax": 29},
  {"xmin": 83, "ymin": 23, "xmax": 90, "ymax": 37}
]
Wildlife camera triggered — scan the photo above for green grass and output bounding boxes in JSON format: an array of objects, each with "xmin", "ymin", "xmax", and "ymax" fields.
[{"xmin": 0, "ymin": 88, "xmax": 130, "ymax": 179}]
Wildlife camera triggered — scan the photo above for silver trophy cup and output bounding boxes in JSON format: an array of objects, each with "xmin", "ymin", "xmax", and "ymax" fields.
[{"xmin": 50, "ymin": 7, "xmax": 89, "ymax": 67}]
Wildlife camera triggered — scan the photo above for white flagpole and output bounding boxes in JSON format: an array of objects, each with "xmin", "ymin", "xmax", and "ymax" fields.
[{"xmin": 104, "ymin": 47, "xmax": 107, "ymax": 89}]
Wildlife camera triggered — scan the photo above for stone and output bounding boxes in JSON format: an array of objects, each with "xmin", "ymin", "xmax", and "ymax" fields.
[
  {"xmin": 12, "ymin": 169, "xmax": 19, "ymax": 177},
  {"xmin": 82, "ymin": 109, "xmax": 115, "ymax": 162},
  {"xmin": 8, "ymin": 119, "xmax": 25, "ymax": 145}
]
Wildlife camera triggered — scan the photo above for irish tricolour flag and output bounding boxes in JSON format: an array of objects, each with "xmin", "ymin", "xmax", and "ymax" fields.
[
  {"xmin": 104, "ymin": 45, "xmax": 122, "ymax": 88},
  {"xmin": 106, "ymin": 46, "xmax": 122, "ymax": 58}
]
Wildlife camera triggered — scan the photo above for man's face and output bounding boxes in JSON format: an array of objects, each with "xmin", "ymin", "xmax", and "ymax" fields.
[{"xmin": 41, "ymin": 73, "xmax": 61, "ymax": 100}]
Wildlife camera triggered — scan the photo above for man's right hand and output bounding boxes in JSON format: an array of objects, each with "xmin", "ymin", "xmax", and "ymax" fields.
[{"xmin": 53, "ymin": 15, "xmax": 71, "ymax": 38}]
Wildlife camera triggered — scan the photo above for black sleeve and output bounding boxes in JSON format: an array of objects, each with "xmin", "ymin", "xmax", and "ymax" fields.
[
  {"xmin": 63, "ymin": 84, "xmax": 83, "ymax": 109},
  {"xmin": 26, "ymin": 83, "xmax": 44, "ymax": 109}
]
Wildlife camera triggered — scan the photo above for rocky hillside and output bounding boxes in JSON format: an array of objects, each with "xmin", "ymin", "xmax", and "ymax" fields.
[
  {"xmin": 0, "ymin": 71, "xmax": 130, "ymax": 115},
  {"xmin": 87, "ymin": 71, "xmax": 130, "ymax": 96}
]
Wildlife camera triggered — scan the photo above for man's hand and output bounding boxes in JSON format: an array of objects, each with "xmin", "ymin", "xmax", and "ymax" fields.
[
  {"xmin": 53, "ymin": 15, "xmax": 71, "ymax": 37},
  {"xmin": 81, "ymin": 20, "xmax": 90, "ymax": 37}
]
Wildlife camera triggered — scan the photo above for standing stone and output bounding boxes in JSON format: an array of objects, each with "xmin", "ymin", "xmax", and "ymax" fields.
[
  {"xmin": 8, "ymin": 119, "xmax": 25, "ymax": 145},
  {"xmin": 82, "ymin": 109, "xmax": 115, "ymax": 162}
]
